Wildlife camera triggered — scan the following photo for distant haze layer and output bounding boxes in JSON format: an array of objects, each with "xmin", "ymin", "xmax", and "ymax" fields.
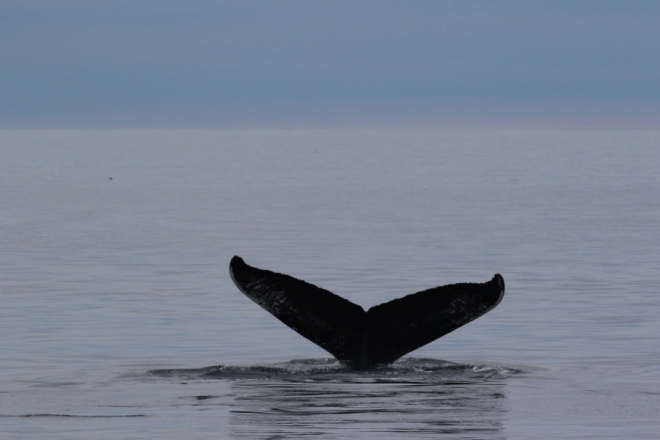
[{"xmin": 1, "ymin": 1, "xmax": 659, "ymax": 127}]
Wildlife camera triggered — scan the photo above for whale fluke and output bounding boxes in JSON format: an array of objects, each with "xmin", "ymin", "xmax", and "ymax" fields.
[{"xmin": 229, "ymin": 256, "xmax": 504, "ymax": 369}]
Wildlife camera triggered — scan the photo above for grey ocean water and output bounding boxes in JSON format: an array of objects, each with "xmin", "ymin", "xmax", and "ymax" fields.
[{"xmin": 1, "ymin": 129, "xmax": 659, "ymax": 439}]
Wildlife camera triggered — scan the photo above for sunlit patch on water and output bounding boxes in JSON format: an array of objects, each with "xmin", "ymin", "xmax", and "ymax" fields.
[{"xmin": 147, "ymin": 357, "xmax": 523, "ymax": 383}]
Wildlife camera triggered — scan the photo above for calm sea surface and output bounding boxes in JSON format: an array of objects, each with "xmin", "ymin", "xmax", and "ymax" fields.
[{"xmin": 1, "ymin": 128, "xmax": 659, "ymax": 439}]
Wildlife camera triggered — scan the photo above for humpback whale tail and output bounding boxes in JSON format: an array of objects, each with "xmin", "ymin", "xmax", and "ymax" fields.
[{"xmin": 229, "ymin": 256, "xmax": 505, "ymax": 369}]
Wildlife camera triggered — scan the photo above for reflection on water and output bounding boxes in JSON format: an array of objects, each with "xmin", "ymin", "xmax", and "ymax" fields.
[{"xmin": 151, "ymin": 358, "xmax": 516, "ymax": 439}]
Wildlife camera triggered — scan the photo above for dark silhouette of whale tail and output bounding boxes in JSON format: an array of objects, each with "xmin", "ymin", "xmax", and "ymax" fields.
[{"xmin": 229, "ymin": 256, "xmax": 505, "ymax": 369}]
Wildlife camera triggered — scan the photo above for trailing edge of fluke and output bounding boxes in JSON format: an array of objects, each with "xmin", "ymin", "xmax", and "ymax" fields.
[{"xmin": 229, "ymin": 256, "xmax": 505, "ymax": 369}]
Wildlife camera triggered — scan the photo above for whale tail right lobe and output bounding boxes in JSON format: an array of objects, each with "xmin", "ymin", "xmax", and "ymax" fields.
[
  {"xmin": 365, "ymin": 275, "xmax": 505, "ymax": 365},
  {"xmin": 229, "ymin": 256, "xmax": 504, "ymax": 369}
]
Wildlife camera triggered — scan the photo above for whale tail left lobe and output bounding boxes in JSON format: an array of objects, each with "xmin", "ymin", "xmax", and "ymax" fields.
[{"xmin": 229, "ymin": 256, "xmax": 504, "ymax": 369}]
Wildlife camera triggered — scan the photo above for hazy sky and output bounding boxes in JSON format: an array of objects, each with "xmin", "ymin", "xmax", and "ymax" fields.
[{"xmin": 2, "ymin": 1, "xmax": 659, "ymax": 127}]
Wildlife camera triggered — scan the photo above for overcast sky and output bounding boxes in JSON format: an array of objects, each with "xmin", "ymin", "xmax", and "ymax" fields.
[{"xmin": 1, "ymin": 1, "xmax": 659, "ymax": 127}]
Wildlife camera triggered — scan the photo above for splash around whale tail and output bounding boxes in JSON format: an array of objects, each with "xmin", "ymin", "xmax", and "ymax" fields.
[{"xmin": 229, "ymin": 256, "xmax": 505, "ymax": 369}]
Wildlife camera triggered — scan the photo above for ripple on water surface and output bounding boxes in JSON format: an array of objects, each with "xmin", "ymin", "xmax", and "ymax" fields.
[
  {"xmin": 148, "ymin": 357, "xmax": 522, "ymax": 383},
  {"xmin": 148, "ymin": 358, "xmax": 521, "ymax": 439}
]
